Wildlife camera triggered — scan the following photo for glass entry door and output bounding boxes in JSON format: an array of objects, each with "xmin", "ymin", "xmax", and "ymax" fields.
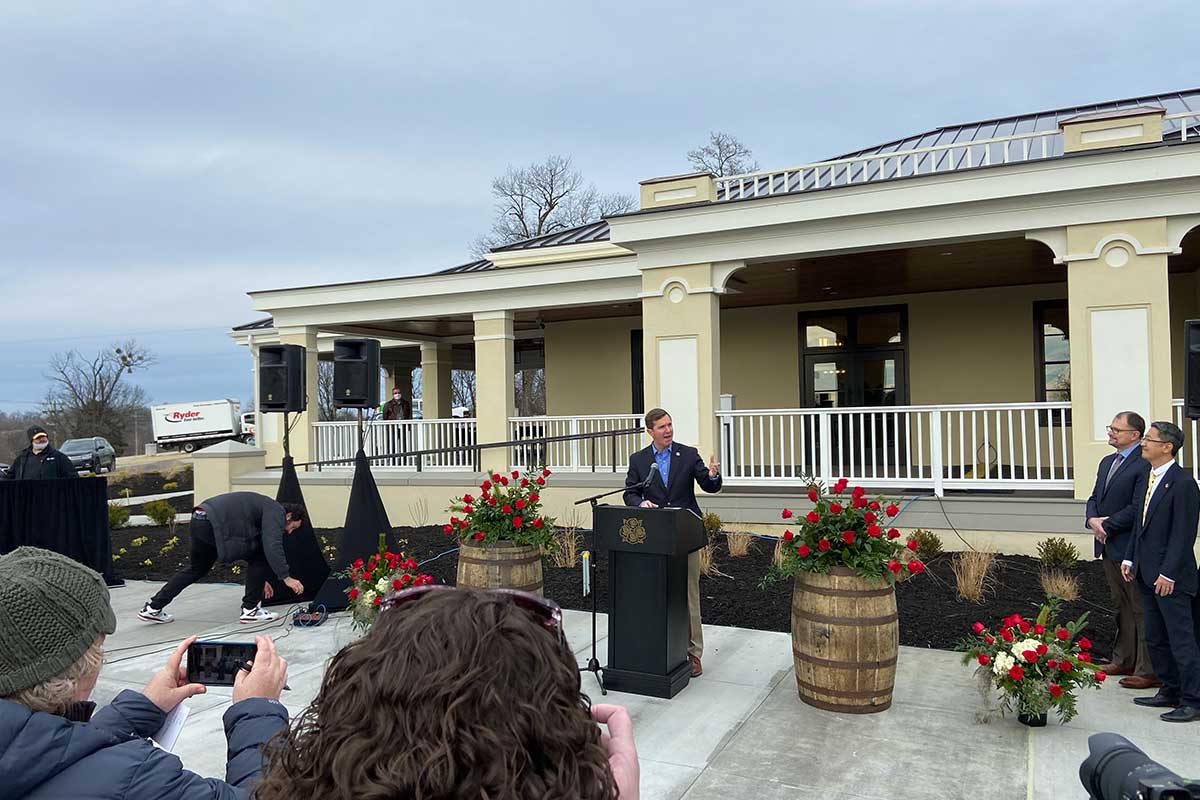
[
  {"xmin": 804, "ymin": 351, "xmax": 904, "ymax": 408},
  {"xmin": 801, "ymin": 306, "xmax": 909, "ymax": 478}
]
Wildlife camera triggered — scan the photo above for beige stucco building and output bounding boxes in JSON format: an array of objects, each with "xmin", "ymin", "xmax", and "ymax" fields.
[{"xmin": 208, "ymin": 88, "xmax": 1200, "ymax": 554}]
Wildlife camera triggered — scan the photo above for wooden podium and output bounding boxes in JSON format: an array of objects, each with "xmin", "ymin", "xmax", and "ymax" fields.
[{"xmin": 594, "ymin": 505, "xmax": 708, "ymax": 698}]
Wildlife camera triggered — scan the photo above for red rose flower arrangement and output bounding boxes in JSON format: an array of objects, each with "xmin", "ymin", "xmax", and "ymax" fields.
[
  {"xmin": 345, "ymin": 533, "xmax": 433, "ymax": 631},
  {"xmin": 446, "ymin": 467, "xmax": 555, "ymax": 550},
  {"xmin": 768, "ymin": 479, "xmax": 922, "ymax": 584},
  {"xmin": 959, "ymin": 599, "xmax": 1105, "ymax": 724}
]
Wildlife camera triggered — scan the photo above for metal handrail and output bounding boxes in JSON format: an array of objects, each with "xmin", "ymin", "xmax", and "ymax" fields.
[{"xmin": 275, "ymin": 425, "xmax": 643, "ymax": 472}]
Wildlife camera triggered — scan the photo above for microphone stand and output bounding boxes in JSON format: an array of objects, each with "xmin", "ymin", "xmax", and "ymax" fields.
[{"xmin": 573, "ymin": 474, "xmax": 655, "ymax": 696}]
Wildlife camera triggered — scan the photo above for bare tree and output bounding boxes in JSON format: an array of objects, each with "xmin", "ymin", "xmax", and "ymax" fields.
[
  {"xmin": 1, "ymin": 409, "xmax": 47, "ymax": 463},
  {"xmin": 472, "ymin": 155, "xmax": 635, "ymax": 256},
  {"xmin": 42, "ymin": 341, "xmax": 155, "ymax": 452},
  {"xmin": 686, "ymin": 131, "xmax": 758, "ymax": 177},
  {"xmin": 514, "ymin": 369, "xmax": 546, "ymax": 416},
  {"xmin": 317, "ymin": 360, "xmax": 362, "ymax": 421},
  {"xmin": 451, "ymin": 369, "xmax": 476, "ymax": 414}
]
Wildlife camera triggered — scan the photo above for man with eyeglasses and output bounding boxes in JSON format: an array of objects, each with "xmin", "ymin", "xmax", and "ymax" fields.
[
  {"xmin": 1120, "ymin": 420, "xmax": 1200, "ymax": 723},
  {"xmin": 1085, "ymin": 412, "xmax": 1156, "ymax": 689}
]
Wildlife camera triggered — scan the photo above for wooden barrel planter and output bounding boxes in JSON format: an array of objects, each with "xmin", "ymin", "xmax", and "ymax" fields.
[
  {"xmin": 791, "ymin": 566, "xmax": 898, "ymax": 714},
  {"xmin": 456, "ymin": 541, "xmax": 544, "ymax": 596}
]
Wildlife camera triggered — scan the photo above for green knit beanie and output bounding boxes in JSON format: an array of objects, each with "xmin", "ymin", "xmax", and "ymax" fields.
[{"xmin": 0, "ymin": 547, "xmax": 117, "ymax": 696}]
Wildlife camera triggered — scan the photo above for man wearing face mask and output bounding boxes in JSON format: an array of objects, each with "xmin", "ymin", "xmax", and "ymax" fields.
[
  {"xmin": 382, "ymin": 388, "xmax": 412, "ymax": 421},
  {"xmin": 9, "ymin": 426, "xmax": 77, "ymax": 480}
]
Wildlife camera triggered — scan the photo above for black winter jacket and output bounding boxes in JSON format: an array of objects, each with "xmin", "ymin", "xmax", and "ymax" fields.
[
  {"xmin": 0, "ymin": 689, "xmax": 288, "ymax": 799},
  {"xmin": 198, "ymin": 492, "xmax": 292, "ymax": 580},
  {"xmin": 9, "ymin": 446, "xmax": 77, "ymax": 480}
]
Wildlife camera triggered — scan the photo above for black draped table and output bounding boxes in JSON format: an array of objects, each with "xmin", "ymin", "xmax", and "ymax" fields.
[{"xmin": 0, "ymin": 476, "xmax": 121, "ymax": 586}]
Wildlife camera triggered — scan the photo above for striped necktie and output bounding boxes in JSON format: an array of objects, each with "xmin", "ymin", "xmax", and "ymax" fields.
[{"xmin": 1142, "ymin": 471, "xmax": 1158, "ymax": 524}]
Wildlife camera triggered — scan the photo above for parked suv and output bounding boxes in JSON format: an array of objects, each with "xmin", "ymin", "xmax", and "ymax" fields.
[{"xmin": 60, "ymin": 437, "xmax": 117, "ymax": 474}]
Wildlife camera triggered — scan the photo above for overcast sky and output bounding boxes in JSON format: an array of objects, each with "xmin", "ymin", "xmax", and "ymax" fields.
[{"xmin": 2, "ymin": 1, "xmax": 1198, "ymax": 412}]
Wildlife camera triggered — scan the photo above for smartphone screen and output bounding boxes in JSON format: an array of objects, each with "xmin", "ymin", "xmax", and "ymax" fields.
[{"xmin": 186, "ymin": 641, "xmax": 258, "ymax": 686}]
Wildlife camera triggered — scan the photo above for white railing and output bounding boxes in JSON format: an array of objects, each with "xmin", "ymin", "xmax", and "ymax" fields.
[
  {"xmin": 509, "ymin": 415, "xmax": 643, "ymax": 472},
  {"xmin": 716, "ymin": 113, "xmax": 1200, "ymax": 202},
  {"xmin": 314, "ymin": 419, "xmax": 477, "ymax": 470},
  {"xmin": 1171, "ymin": 399, "xmax": 1200, "ymax": 482},
  {"xmin": 716, "ymin": 130, "xmax": 1062, "ymax": 201},
  {"xmin": 1165, "ymin": 111, "xmax": 1200, "ymax": 142},
  {"xmin": 718, "ymin": 402, "xmax": 1073, "ymax": 496}
]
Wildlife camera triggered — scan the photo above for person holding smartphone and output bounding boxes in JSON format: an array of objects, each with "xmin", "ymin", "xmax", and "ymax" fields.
[
  {"xmin": 139, "ymin": 492, "xmax": 308, "ymax": 625},
  {"xmin": 0, "ymin": 546, "xmax": 291, "ymax": 799}
]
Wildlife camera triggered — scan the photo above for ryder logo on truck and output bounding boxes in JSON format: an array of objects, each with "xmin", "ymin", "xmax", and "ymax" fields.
[{"xmin": 164, "ymin": 410, "xmax": 203, "ymax": 423}]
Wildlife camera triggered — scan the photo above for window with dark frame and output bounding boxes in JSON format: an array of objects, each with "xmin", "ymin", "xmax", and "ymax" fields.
[{"xmin": 1034, "ymin": 301, "xmax": 1070, "ymax": 403}]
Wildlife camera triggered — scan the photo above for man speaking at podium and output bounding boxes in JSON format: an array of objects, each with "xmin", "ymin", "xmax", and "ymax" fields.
[{"xmin": 623, "ymin": 407, "xmax": 722, "ymax": 677}]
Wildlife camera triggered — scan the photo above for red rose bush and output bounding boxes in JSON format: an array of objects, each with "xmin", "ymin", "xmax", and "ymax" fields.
[
  {"xmin": 445, "ymin": 467, "xmax": 556, "ymax": 551},
  {"xmin": 345, "ymin": 533, "xmax": 433, "ymax": 631},
  {"xmin": 959, "ymin": 599, "xmax": 1105, "ymax": 724},
  {"xmin": 767, "ymin": 478, "xmax": 923, "ymax": 583}
]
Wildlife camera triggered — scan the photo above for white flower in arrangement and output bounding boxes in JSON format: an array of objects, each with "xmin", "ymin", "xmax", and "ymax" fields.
[
  {"xmin": 992, "ymin": 652, "xmax": 1015, "ymax": 676},
  {"xmin": 1011, "ymin": 639, "xmax": 1041, "ymax": 659},
  {"xmin": 376, "ymin": 578, "xmax": 391, "ymax": 595},
  {"xmin": 362, "ymin": 590, "xmax": 377, "ymax": 606}
]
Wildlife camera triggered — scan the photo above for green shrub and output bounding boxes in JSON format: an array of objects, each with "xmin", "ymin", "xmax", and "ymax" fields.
[
  {"xmin": 143, "ymin": 500, "xmax": 177, "ymax": 528},
  {"xmin": 1037, "ymin": 536, "xmax": 1080, "ymax": 570},
  {"xmin": 108, "ymin": 502, "xmax": 131, "ymax": 529},
  {"xmin": 911, "ymin": 529, "xmax": 944, "ymax": 560},
  {"xmin": 162, "ymin": 481, "xmax": 179, "ymax": 491},
  {"xmin": 702, "ymin": 512, "xmax": 722, "ymax": 536}
]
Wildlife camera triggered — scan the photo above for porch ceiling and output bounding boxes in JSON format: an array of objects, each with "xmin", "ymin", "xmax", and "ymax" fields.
[
  {"xmin": 722, "ymin": 236, "xmax": 1200, "ymax": 307},
  {"xmin": 328, "ymin": 301, "xmax": 641, "ymax": 340}
]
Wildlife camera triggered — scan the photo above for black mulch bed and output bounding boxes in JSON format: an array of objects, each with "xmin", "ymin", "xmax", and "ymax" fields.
[
  {"xmin": 121, "ymin": 493, "xmax": 196, "ymax": 518},
  {"xmin": 107, "ymin": 468, "xmax": 194, "ymax": 500},
  {"xmin": 112, "ymin": 524, "xmax": 1117, "ymax": 657}
]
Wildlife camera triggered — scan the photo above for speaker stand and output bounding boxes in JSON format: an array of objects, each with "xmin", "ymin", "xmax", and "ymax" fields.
[{"xmin": 282, "ymin": 411, "xmax": 291, "ymax": 460}]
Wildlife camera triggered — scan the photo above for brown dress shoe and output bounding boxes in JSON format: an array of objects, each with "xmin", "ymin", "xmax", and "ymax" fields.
[
  {"xmin": 689, "ymin": 655, "xmax": 703, "ymax": 677},
  {"xmin": 1094, "ymin": 663, "xmax": 1133, "ymax": 676},
  {"xmin": 1120, "ymin": 675, "xmax": 1164, "ymax": 690}
]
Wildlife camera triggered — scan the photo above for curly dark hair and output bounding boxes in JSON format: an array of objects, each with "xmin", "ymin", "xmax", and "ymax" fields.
[{"xmin": 255, "ymin": 588, "xmax": 617, "ymax": 799}]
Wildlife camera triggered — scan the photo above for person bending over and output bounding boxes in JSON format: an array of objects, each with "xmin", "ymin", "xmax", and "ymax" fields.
[
  {"xmin": 0, "ymin": 546, "xmax": 290, "ymax": 799},
  {"xmin": 139, "ymin": 491, "xmax": 307, "ymax": 625},
  {"xmin": 255, "ymin": 586, "xmax": 640, "ymax": 800}
]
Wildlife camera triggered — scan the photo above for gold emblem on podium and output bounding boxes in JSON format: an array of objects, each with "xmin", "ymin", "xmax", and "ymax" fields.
[{"xmin": 619, "ymin": 517, "xmax": 647, "ymax": 545}]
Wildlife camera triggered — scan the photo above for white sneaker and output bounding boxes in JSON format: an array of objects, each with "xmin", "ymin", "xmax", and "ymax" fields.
[
  {"xmin": 239, "ymin": 605, "xmax": 278, "ymax": 624},
  {"xmin": 137, "ymin": 604, "xmax": 174, "ymax": 624}
]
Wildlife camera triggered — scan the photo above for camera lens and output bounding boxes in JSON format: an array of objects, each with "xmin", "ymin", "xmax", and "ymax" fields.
[{"xmin": 1080, "ymin": 733, "xmax": 1192, "ymax": 799}]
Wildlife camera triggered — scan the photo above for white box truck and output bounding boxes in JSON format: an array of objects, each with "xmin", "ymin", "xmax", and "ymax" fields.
[{"xmin": 151, "ymin": 399, "xmax": 247, "ymax": 453}]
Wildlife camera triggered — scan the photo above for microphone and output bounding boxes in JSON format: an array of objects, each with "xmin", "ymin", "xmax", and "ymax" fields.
[{"xmin": 641, "ymin": 462, "xmax": 659, "ymax": 489}]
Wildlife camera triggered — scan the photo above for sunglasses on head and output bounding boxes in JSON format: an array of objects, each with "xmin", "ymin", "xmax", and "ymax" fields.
[{"xmin": 380, "ymin": 585, "xmax": 566, "ymax": 645}]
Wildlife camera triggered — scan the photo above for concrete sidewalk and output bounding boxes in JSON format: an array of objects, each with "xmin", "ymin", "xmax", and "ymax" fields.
[{"xmin": 96, "ymin": 581, "xmax": 1197, "ymax": 799}]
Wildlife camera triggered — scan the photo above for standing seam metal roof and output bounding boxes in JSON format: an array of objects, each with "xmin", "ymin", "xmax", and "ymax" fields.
[{"xmin": 831, "ymin": 88, "xmax": 1200, "ymax": 161}]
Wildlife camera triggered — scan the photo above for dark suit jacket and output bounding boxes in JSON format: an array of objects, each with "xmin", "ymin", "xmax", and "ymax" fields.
[
  {"xmin": 1084, "ymin": 448, "xmax": 1151, "ymax": 561},
  {"xmin": 1128, "ymin": 462, "xmax": 1200, "ymax": 596},
  {"xmin": 623, "ymin": 443, "xmax": 722, "ymax": 517}
]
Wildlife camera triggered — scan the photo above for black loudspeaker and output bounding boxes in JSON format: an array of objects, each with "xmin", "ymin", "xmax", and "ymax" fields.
[
  {"xmin": 259, "ymin": 344, "xmax": 307, "ymax": 412},
  {"xmin": 1185, "ymin": 320, "xmax": 1200, "ymax": 420},
  {"xmin": 333, "ymin": 338, "xmax": 381, "ymax": 409}
]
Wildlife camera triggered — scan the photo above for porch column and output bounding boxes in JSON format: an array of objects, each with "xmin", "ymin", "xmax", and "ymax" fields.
[
  {"xmin": 419, "ymin": 343, "xmax": 453, "ymax": 418},
  {"xmin": 1065, "ymin": 218, "xmax": 1174, "ymax": 498},
  {"xmin": 640, "ymin": 264, "xmax": 721, "ymax": 458},
  {"xmin": 473, "ymin": 311, "xmax": 515, "ymax": 472},
  {"xmin": 275, "ymin": 326, "xmax": 320, "ymax": 466},
  {"xmin": 384, "ymin": 347, "xmax": 420, "ymax": 405}
]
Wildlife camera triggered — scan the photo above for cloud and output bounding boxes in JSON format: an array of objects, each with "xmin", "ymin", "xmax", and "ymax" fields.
[{"xmin": 1, "ymin": 0, "xmax": 1196, "ymax": 410}]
